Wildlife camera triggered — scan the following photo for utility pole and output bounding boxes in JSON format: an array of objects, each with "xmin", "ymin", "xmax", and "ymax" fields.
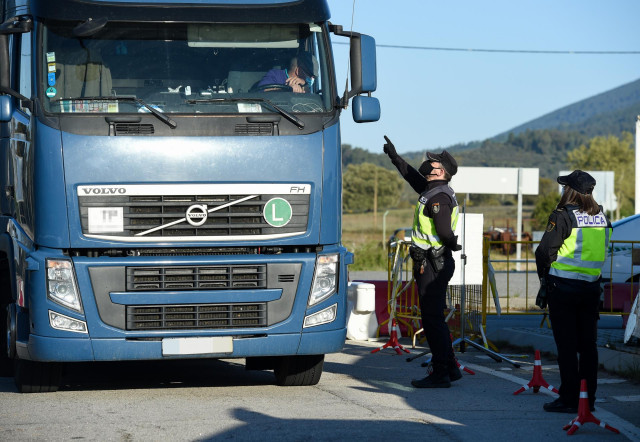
[
  {"xmin": 516, "ymin": 168, "xmax": 523, "ymax": 271},
  {"xmin": 636, "ymin": 116, "xmax": 639, "ymax": 215},
  {"xmin": 373, "ymin": 167, "xmax": 378, "ymax": 227}
]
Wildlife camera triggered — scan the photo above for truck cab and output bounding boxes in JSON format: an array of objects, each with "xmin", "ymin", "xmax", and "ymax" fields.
[{"xmin": 0, "ymin": 0, "xmax": 379, "ymax": 392}]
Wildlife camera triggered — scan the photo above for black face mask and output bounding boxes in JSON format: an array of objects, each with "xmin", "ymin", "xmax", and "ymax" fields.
[{"xmin": 418, "ymin": 161, "xmax": 434, "ymax": 177}]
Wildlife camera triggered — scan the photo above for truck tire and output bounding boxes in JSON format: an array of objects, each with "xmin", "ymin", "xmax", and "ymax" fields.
[
  {"xmin": 14, "ymin": 359, "xmax": 62, "ymax": 393},
  {"xmin": 274, "ymin": 354, "xmax": 324, "ymax": 386},
  {"xmin": 0, "ymin": 305, "xmax": 11, "ymax": 377}
]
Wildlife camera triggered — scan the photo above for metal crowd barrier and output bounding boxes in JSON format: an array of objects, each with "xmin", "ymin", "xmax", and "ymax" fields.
[
  {"xmin": 379, "ymin": 228, "xmax": 486, "ymax": 345},
  {"xmin": 378, "ymin": 231, "xmax": 638, "ymax": 348},
  {"xmin": 483, "ymin": 238, "xmax": 639, "ymax": 327}
]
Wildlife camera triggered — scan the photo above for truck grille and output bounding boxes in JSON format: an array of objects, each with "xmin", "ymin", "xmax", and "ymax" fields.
[
  {"xmin": 126, "ymin": 303, "xmax": 266, "ymax": 330},
  {"xmin": 77, "ymin": 184, "xmax": 310, "ymax": 240},
  {"xmin": 126, "ymin": 265, "xmax": 266, "ymax": 291}
]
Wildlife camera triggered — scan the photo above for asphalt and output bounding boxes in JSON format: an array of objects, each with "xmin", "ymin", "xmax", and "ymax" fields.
[
  {"xmin": 485, "ymin": 313, "xmax": 640, "ymax": 375},
  {"xmin": 350, "ymin": 271, "xmax": 640, "ymax": 375}
]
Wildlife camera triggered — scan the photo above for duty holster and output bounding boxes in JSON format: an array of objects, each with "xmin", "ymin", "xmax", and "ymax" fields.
[
  {"xmin": 409, "ymin": 245, "xmax": 428, "ymax": 274},
  {"xmin": 410, "ymin": 245, "xmax": 445, "ymax": 274},
  {"xmin": 427, "ymin": 246, "xmax": 446, "ymax": 273}
]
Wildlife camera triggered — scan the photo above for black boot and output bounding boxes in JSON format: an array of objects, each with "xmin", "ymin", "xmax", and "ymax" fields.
[
  {"xmin": 411, "ymin": 364, "xmax": 451, "ymax": 388},
  {"xmin": 448, "ymin": 360, "xmax": 462, "ymax": 382}
]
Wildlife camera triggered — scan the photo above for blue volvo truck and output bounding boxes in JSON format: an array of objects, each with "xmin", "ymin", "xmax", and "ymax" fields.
[{"xmin": 0, "ymin": 0, "xmax": 380, "ymax": 392}]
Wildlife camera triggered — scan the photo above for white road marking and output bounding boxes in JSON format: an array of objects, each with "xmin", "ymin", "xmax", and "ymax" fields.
[
  {"xmin": 612, "ymin": 395, "xmax": 640, "ymax": 402},
  {"xmin": 465, "ymin": 361, "xmax": 640, "ymax": 440}
]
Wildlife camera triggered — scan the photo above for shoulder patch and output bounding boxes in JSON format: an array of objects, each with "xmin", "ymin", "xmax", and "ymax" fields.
[
  {"xmin": 545, "ymin": 221, "xmax": 556, "ymax": 232},
  {"xmin": 432, "ymin": 202, "xmax": 440, "ymax": 214}
]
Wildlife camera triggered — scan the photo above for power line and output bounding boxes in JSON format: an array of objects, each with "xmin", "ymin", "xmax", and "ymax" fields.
[{"xmin": 332, "ymin": 40, "xmax": 640, "ymax": 55}]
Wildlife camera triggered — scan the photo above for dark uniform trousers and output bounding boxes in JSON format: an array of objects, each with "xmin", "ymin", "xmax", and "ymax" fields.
[
  {"xmin": 415, "ymin": 250, "xmax": 456, "ymax": 367},
  {"xmin": 547, "ymin": 275, "xmax": 600, "ymax": 407}
]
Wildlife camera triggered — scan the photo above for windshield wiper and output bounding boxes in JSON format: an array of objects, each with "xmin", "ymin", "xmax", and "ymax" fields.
[
  {"xmin": 51, "ymin": 96, "xmax": 177, "ymax": 129},
  {"xmin": 186, "ymin": 97, "xmax": 304, "ymax": 129}
]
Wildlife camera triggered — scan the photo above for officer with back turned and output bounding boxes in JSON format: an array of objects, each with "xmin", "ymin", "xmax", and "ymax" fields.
[
  {"xmin": 383, "ymin": 135, "xmax": 462, "ymax": 388},
  {"xmin": 535, "ymin": 170, "xmax": 612, "ymax": 413}
]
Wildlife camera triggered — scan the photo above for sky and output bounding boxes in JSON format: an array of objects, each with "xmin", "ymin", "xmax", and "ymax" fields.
[{"xmin": 326, "ymin": 0, "xmax": 640, "ymax": 155}]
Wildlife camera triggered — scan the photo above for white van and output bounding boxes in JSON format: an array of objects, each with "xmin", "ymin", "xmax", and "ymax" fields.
[{"xmin": 602, "ymin": 214, "xmax": 640, "ymax": 283}]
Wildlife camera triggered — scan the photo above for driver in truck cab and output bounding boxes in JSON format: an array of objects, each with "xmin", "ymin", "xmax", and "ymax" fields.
[{"xmin": 257, "ymin": 51, "xmax": 316, "ymax": 93}]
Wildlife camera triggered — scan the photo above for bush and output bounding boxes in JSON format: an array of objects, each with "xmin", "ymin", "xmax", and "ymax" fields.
[{"xmin": 349, "ymin": 241, "xmax": 388, "ymax": 271}]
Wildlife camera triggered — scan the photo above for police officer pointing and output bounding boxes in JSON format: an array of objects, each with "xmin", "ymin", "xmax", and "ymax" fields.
[
  {"xmin": 535, "ymin": 170, "xmax": 612, "ymax": 413},
  {"xmin": 383, "ymin": 136, "xmax": 462, "ymax": 388}
]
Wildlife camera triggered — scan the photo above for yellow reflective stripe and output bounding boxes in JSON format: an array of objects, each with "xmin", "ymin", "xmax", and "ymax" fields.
[
  {"xmin": 550, "ymin": 223, "xmax": 610, "ymax": 282},
  {"xmin": 551, "ymin": 261, "xmax": 601, "ymax": 276},
  {"xmin": 580, "ymin": 228, "xmax": 607, "ymax": 261},
  {"xmin": 557, "ymin": 230, "xmax": 577, "ymax": 259},
  {"xmin": 451, "ymin": 206, "xmax": 459, "ymax": 231},
  {"xmin": 412, "ymin": 201, "xmax": 458, "ymax": 249},
  {"xmin": 548, "ymin": 266, "xmax": 600, "ymax": 282}
]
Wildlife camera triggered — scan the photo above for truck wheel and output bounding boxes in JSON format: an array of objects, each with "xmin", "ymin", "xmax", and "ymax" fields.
[
  {"xmin": 14, "ymin": 359, "xmax": 62, "ymax": 393},
  {"xmin": 274, "ymin": 354, "xmax": 324, "ymax": 386},
  {"xmin": 0, "ymin": 306, "xmax": 11, "ymax": 377}
]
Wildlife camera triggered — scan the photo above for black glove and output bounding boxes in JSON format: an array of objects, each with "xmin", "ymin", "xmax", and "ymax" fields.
[
  {"xmin": 450, "ymin": 235, "xmax": 462, "ymax": 251},
  {"xmin": 535, "ymin": 277, "xmax": 548, "ymax": 309},
  {"xmin": 383, "ymin": 135, "xmax": 397, "ymax": 158}
]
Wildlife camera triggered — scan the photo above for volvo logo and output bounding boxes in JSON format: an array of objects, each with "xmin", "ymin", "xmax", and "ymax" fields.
[
  {"xmin": 185, "ymin": 204, "xmax": 208, "ymax": 226},
  {"xmin": 82, "ymin": 187, "xmax": 127, "ymax": 195}
]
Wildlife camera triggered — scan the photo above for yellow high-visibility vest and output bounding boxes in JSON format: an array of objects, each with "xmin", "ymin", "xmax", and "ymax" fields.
[
  {"xmin": 549, "ymin": 208, "xmax": 612, "ymax": 282},
  {"xmin": 412, "ymin": 185, "xmax": 459, "ymax": 250}
]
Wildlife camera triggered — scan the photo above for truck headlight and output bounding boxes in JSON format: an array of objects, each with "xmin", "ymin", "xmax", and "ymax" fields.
[
  {"xmin": 309, "ymin": 254, "xmax": 338, "ymax": 306},
  {"xmin": 49, "ymin": 311, "xmax": 87, "ymax": 333},
  {"xmin": 304, "ymin": 304, "xmax": 337, "ymax": 328},
  {"xmin": 47, "ymin": 259, "xmax": 83, "ymax": 312}
]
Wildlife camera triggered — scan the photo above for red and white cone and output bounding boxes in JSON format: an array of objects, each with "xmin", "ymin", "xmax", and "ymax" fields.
[
  {"xmin": 456, "ymin": 359, "xmax": 475, "ymax": 375},
  {"xmin": 422, "ymin": 334, "xmax": 476, "ymax": 375},
  {"xmin": 563, "ymin": 379, "xmax": 620, "ymax": 435},
  {"xmin": 513, "ymin": 350, "xmax": 559, "ymax": 395},
  {"xmin": 371, "ymin": 318, "xmax": 410, "ymax": 355},
  {"xmin": 450, "ymin": 334, "xmax": 475, "ymax": 375}
]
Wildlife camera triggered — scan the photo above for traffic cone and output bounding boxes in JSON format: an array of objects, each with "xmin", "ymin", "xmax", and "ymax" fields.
[
  {"xmin": 563, "ymin": 379, "xmax": 620, "ymax": 435},
  {"xmin": 450, "ymin": 333, "xmax": 475, "ymax": 375},
  {"xmin": 420, "ymin": 334, "xmax": 475, "ymax": 375},
  {"xmin": 456, "ymin": 359, "xmax": 475, "ymax": 375},
  {"xmin": 371, "ymin": 318, "xmax": 410, "ymax": 355},
  {"xmin": 513, "ymin": 350, "xmax": 559, "ymax": 395}
]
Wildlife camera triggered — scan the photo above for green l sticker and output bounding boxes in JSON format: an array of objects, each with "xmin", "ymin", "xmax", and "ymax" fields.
[{"xmin": 263, "ymin": 198, "xmax": 292, "ymax": 227}]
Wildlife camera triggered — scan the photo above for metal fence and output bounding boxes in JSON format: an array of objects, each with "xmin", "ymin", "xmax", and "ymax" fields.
[
  {"xmin": 382, "ymin": 229, "xmax": 485, "ymax": 344},
  {"xmin": 483, "ymin": 238, "xmax": 640, "ymax": 325},
  {"xmin": 382, "ymin": 233, "xmax": 639, "ymax": 344}
]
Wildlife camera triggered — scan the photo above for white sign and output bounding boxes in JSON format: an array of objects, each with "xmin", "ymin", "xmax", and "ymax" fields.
[
  {"xmin": 88, "ymin": 207, "xmax": 124, "ymax": 233},
  {"xmin": 558, "ymin": 170, "xmax": 616, "ymax": 213},
  {"xmin": 451, "ymin": 213, "xmax": 483, "ymax": 285},
  {"xmin": 451, "ymin": 167, "xmax": 539, "ymax": 195}
]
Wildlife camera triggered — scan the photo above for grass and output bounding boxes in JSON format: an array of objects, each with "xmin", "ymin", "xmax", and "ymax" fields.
[{"xmin": 616, "ymin": 359, "xmax": 640, "ymax": 384}]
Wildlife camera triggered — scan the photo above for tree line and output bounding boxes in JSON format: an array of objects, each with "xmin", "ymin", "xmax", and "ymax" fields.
[{"xmin": 343, "ymin": 130, "xmax": 636, "ymax": 224}]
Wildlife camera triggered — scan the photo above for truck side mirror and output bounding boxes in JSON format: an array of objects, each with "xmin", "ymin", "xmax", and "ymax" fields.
[
  {"xmin": 330, "ymin": 25, "xmax": 380, "ymax": 122},
  {"xmin": 349, "ymin": 34, "xmax": 377, "ymax": 95},
  {"xmin": 0, "ymin": 95, "xmax": 12, "ymax": 122},
  {"xmin": 352, "ymin": 95, "xmax": 380, "ymax": 123}
]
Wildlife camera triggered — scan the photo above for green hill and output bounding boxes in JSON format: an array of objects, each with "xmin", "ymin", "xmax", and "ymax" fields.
[
  {"xmin": 344, "ymin": 77, "xmax": 640, "ymax": 181},
  {"xmin": 495, "ymin": 78, "xmax": 640, "ymax": 139}
]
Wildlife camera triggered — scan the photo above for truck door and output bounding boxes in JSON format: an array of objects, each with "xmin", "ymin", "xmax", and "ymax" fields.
[{"xmin": 0, "ymin": 25, "xmax": 32, "ymax": 230}]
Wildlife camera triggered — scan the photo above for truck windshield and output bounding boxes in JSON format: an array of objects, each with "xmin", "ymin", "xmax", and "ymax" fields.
[{"xmin": 40, "ymin": 21, "xmax": 333, "ymax": 115}]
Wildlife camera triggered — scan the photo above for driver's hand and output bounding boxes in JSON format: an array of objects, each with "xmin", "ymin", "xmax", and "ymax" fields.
[
  {"xmin": 286, "ymin": 76, "xmax": 305, "ymax": 87},
  {"xmin": 286, "ymin": 76, "xmax": 306, "ymax": 93}
]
